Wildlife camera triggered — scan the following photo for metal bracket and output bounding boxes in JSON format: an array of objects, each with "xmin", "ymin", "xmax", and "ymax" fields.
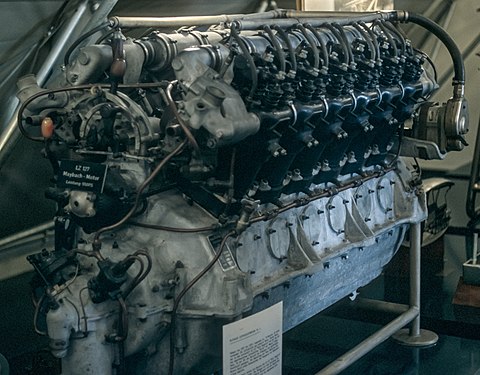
[{"xmin": 400, "ymin": 137, "xmax": 446, "ymax": 160}]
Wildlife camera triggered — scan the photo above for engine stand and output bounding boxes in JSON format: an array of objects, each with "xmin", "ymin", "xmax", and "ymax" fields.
[{"xmin": 316, "ymin": 222, "xmax": 438, "ymax": 375}]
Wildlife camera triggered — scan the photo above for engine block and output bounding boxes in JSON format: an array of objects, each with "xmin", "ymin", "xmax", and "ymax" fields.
[{"xmin": 19, "ymin": 9, "xmax": 467, "ymax": 375}]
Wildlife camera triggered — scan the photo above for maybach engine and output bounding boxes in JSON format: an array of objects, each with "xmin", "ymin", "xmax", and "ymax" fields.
[{"xmin": 20, "ymin": 8, "xmax": 468, "ymax": 375}]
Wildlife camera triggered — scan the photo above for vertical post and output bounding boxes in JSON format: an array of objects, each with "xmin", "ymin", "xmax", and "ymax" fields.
[
  {"xmin": 410, "ymin": 221, "xmax": 421, "ymax": 337},
  {"xmin": 392, "ymin": 221, "xmax": 438, "ymax": 347}
]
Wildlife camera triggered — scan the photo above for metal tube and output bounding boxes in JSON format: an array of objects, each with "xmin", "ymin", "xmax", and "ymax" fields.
[
  {"xmin": 0, "ymin": 104, "xmax": 21, "ymax": 170},
  {"xmin": 0, "ymin": 0, "xmax": 90, "ymax": 171},
  {"xmin": 283, "ymin": 10, "xmax": 383, "ymax": 18},
  {"xmin": 0, "ymin": 221, "xmax": 54, "ymax": 250},
  {"xmin": 409, "ymin": 222, "xmax": 421, "ymax": 336},
  {"xmin": 0, "ymin": 233, "xmax": 53, "ymax": 255},
  {"xmin": 352, "ymin": 297, "xmax": 409, "ymax": 315},
  {"xmin": 38, "ymin": 1, "xmax": 90, "ymax": 85},
  {"xmin": 110, "ymin": 9, "xmax": 390, "ymax": 29},
  {"xmin": 110, "ymin": 10, "xmax": 281, "ymax": 29},
  {"xmin": 111, "ymin": 15, "xmax": 244, "ymax": 28},
  {"xmin": 315, "ymin": 307, "xmax": 419, "ymax": 375},
  {"xmin": 236, "ymin": 13, "xmax": 391, "ymax": 30}
]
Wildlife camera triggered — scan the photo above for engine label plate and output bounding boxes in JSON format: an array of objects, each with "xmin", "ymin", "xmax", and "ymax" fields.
[{"xmin": 57, "ymin": 160, "xmax": 107, "ymax": 193}]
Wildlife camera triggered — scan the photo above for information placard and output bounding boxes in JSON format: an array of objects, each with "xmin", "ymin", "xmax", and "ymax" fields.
[
  {"xmin": 223, "ymin": 302, "xmax": 282, "ymax": 375},
  {"xmin": 57, "ymin": 160, "xmax": 107, "ymax": 193}
]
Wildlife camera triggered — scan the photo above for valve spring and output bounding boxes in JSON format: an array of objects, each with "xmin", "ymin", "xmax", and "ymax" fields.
[
  {"xmin": 355, "ymin": 68, "xmax": 373, "ymax": 91},
  {"xmin": 371, "ymin": 68, "xmax": 381, "ymax": 87},
  {"xmin": 313, "ymin": 76, "xmax": 328, "ymax": 100},
  {"xmin": 296, "ymin": 77, "xmax": 316, "ymax": 103},
  {"xmin": 379, "ymin": 61, "xmax": 397, "ymax": 86},
  {"xmin": 396, "ymin": 64, "xmax": 405, "ymax": 82},
  {"xmin": 281, "ymin": 81, "xmax": 296, "ymax": 105},
  {"xmin": 327, "ymin": 73, "xmax": 345, "ymax": 96},
  {"xmin": 262, "ymin": 82, "xmax": 284, "ymax": 108},
  {"xmin": 344, "ymin": 72, "xmax": 357, "ymax": 92},
  {"xmin": 402, "ymin": 57, "xmax": 423, "ymax": 83}
]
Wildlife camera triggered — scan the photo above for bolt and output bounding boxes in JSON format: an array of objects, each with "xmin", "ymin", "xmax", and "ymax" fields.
[
  {"xmin": 312, "ymin": 241, "xmax": 320, "ymax": 246},
  {"xmin": 253, "ymin": 234, "xmax": 261, "ymax": 241},
  {"xmin": 317, "ymin": 209, "xmax": 324, "ymax": 215},
  {"xmin": 341, "ymin": 254, "xmax": 348, "ymax": 260},
  {"xmin": 263, "ymin": 51, "xmax": 274, "ymax": 63},
  {"xmin": 206, "ymin": 138, "xmax": 217, "ymax": 148},
  {"xmin": 171, "ymin": 59, "xmax": 183, "ymax": 71},
  {"xmin": 268, "ymin": 229, "xmax": 277, "ymax": 235},
  {"xmin": 323, "ymin": 262, "xmax": 330, "ymax": 269},
  {"xmin": 91, "ymin": 1, "xmax": 100, "ymax": 11},
  {"xmin": 389, "ymin": 118, "xmax": 398, "ymax": 126},
  {"xmin": 285, "ymin": 222, "xmax": 293, "ymax": 227},
  {"xmin": 301, "ymin": 215, "xmax": 310, "ymax": 221},
  {"xmin": 78, "ymin": 52, "xmax": 90, "ymax": 65}
]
